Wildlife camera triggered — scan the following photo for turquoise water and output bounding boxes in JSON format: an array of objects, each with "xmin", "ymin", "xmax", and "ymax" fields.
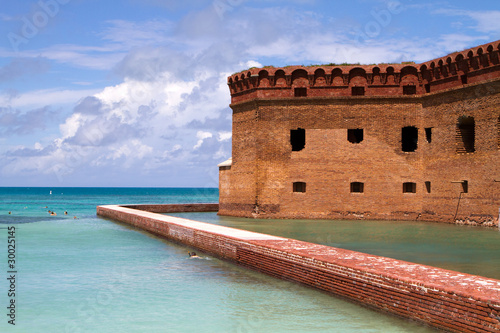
[
  {"xmin": 0, "ymin": 187, "xmax": 447, "ymax": 332},
  {"xmin": 171, "ymin": 212, "xmax": 500, "ymax": 280}
]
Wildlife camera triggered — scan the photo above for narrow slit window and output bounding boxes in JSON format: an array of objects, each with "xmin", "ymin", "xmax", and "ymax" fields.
[
  {"xmin": 497, "ymin": 116, "xmax": 500, "ymax": 149},
  {"xmin": 290, "ymin": 128, "xmax": 305, "ymax": 151},
  {"xmin": 402, "ymin": 126, "xmax": 418, "ymax": 152},
  {"xmin": 293, "ymin": 182, "xmax": 306, "ymax": 193},
  {"xmin": 403, "ymin": 85, "xmax": 416, "ymax": 95},
  {"xmin": 424, "ymin": 84, "xmax": 431, "ymax": 93},
  {"xmin": 425, "ymin": 181, "xmax": 431, "ymax": 193},
  {"xmin": 294, "ymin": 87, "xmax": 307, "ymax": 97},
  {"xmin": 461, "ymin": 75, "xmax": 468, "ymax": 84},
  {"xmin": 350, "ymin": 182, "xmax": 364, "ymax": 193},
  {"xmin": 352, "ymin": 86, "xmax": 365, "ymax": 96},
  {"xmin": 347, "ymin": 129, "xmax": 364, "ymax": 144},
  {"xmin": 456, "ymin": 116, "xmax": 475, "ymax": 153},
  {"xmin": 403, "ymin": 182, "xmax": 417, "ymax": 193},
  {"xmin": 425, "ymin": 127, "xmax": 432, "ymax": 143}
]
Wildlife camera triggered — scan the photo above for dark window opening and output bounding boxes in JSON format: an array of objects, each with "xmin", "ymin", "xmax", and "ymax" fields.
[
  {"xmin": 424, "ymin": 84, "xmax": 431, "ymax": 93},
  {"xmin": 403, "ymin": 85, "xmax": 417, "ymax": 95},
  {"xmin": 456, "ymin": 116, "xmax": 475, "ymax": 153},
  {"xmin": 402, "ymin": 126, "xmax": 418, "ymax": 152},
  {"xmin": 461, "ymin": 75, "xmax": 468, "ymax": 84},
  {"xmin": 403, "ymin": 182, "xmax": 417, "ymax": 193},
  {"xmin": 425, "ymin": 181, "xmax": 431, "ymax": 193},
  {"xmin": 294, "ymin": 87, "xmax": 307, "ymax": 97},
  {"xmin": 293, "ymin": 182, "xmax": 306, "ymax": 193},
  {"xmin": 425, "ymin": 127, "xmax": 432, "ymax": 143},
  {"xmin": 461, "ymin": 180, "xmax": 468, "ymax": 193},
  {"xmin": 290, "ymin": 128, "xmax": 305, "ymax": 151},
  {"xmin": 347, "ymin": 129, "xmax": 364, "ymax": 144},
  {"xmin": 350, "ymin": 182, "xmax": 364, "ymax": 193},
  {"xmin": 352, "ymin": 86, "xmax": 365, "ymax": 96}
]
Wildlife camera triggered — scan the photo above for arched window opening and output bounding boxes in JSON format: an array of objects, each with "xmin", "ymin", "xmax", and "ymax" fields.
[
  {"xmin": 456, "ymin": 116, "xmax": 475, "ymax": 153},
  {"xmin": 291, "ymin": 69, "xmax": 308, "ymax": 86},
  {"xmin": 331, "ymin": 68, "xmax": 344, "ymax": 85},
  {"xmin": 274, "ymin": 70, "xmax": 286, "ymax": 86},
  {"xmin": 314, "ymin": 68, "xmax": 326, "ymax": 86},
  {"xmin": 489, "ymin": 45, "xmax": 499, "ymax": 65},
  {"xmin": 258, "ymin": 70, "xmax": 269, "ymax": 87}
]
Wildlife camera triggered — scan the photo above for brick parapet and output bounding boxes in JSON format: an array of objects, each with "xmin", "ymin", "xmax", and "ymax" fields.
[
  {"xmin": 97, "ymin": 204, "xmax": 500, "ymax": 332},
  {"xmin": 228, "ymin": 40, "xmax": 500, "ymax": 104}
]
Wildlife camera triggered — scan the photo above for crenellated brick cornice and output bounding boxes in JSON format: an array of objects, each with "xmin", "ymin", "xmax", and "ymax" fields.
[{"xmin": 227, "ymin": 40, "xmax": 500, "ymax": 104}]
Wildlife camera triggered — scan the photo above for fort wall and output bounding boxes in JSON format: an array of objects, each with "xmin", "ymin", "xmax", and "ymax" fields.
[
  {"xmin": 219, "ymin": 40, "xmax": 500, "ymax": 225},
  {"xmin": 97, "ymin": 204, "xmax": 500, "ymax": 333}
]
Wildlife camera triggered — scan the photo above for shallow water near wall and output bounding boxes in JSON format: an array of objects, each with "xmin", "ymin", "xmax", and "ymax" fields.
[
  {"xmin": 0, "ymin": 187, "xmax": 479, "ymax": 332},
  {"xmin": 170, "ymin": 212, "xmax": 500, "ymax": 280}
]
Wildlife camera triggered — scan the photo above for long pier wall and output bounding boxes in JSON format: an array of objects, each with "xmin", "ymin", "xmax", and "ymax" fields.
[
  {"xmin": 96, "ymin": 204, "xmax": 500, "ymax": 333},
  {"xmin": 122, "ymin": 203, "xmax": 219, "ymax": 213}
]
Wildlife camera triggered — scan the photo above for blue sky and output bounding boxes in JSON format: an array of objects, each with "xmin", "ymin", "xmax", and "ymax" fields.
[{"xmin": 0, "ymin": 0, "xmax": 499, "ymax": 187}]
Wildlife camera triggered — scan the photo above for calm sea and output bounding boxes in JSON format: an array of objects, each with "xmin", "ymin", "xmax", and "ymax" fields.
[{"xmin": 2, "ymin": 187, "xmax": 498, "ymax": 332}]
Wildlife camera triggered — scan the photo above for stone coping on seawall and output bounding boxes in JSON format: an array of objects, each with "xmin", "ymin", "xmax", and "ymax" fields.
[
  {"xmin": 96, "ymin": 204, "xmax": 500, "ymax": 333},
  {"xmin": 102, "ymin": 204, "xmax": 285, "ymax": 241}
]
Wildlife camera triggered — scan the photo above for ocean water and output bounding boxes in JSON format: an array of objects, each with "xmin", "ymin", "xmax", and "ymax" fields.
[{"xmin": 0, "ymin": 187, "xmax": 484, "ymax": 333}]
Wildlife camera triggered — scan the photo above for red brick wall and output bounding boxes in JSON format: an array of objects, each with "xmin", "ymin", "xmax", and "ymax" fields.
[
  {"xmin": 220, "ymin": 41, "xmax": 500, "ymax": 226},
  {"xmin": 124, "ymin": 203, "xmax": 219, "ymax": 213},
  {"xmin": 96, "ymin": 205, "xmax": 500, "ymax": 332}
]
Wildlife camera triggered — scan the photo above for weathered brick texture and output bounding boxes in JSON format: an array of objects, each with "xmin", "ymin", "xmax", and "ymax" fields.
[{"xmin": 219, "ymin": 40, "xmax": 500, "ymax": 226}]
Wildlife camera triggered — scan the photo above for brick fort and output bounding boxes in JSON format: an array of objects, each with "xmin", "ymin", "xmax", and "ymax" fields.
[{"xmin": 218, "ymin": 40, "xmax": 500, "ymax": 226}]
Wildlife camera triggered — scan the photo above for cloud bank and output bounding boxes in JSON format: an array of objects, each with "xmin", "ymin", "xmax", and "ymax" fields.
[{"xmin": 0, "ymin": 0, "xmax": 498, "ymax": 186}]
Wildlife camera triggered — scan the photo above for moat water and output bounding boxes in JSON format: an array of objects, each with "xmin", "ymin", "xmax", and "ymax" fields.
[
  {"xmin": 171, "ymin": 212, "xmax": 500, "ymax": 280},
  {"xmin": 1, "ymin": 187, "xmax": 499, "ymax": 332}
]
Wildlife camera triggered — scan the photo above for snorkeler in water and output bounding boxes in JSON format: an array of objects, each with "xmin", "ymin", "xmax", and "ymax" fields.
[{"xmin": 188, "ymin": 252, "xmax": 200, "ymax": 258}]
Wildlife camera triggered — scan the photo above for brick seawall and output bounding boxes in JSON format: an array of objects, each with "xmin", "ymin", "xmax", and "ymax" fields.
[
  {"xmin": 122, "ymin": 203, "xmax": 219, "ymax": 213},
  {"xmin": 96, "ymin": 204, "xmax": 500, "ymax": 332}
]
